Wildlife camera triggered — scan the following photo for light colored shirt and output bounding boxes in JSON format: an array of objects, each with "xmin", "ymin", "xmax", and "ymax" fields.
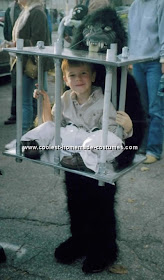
[
  {"xmin": 128, "ymin": 0, "xmax": 164, "ymax": 60},
  {"xmin": 51, "ymin": 86, "xmax": 131, "ymax": 139}
]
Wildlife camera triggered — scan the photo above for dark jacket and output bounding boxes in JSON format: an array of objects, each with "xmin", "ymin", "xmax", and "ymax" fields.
[
  {"xmin": 14, "ymin": 5, "xmax": 53, "ymax": 71},
  {"xmin": 18, "ymin": 6, "xmax": 50, "ymax": 47},
  {"xmin": 3, "ymin": 2, "xmax": 21, "ymax": 41}
]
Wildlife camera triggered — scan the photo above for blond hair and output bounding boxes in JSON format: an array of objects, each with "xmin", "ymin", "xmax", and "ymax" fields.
[{"xmin": 61, "ymin": 59, "xmax": 95, "ymax": 75}]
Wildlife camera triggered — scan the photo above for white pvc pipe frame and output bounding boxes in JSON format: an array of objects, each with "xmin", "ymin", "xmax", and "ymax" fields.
[{"xmin": 15, "ymin": 53, "xmax": 128, "ymax": 185}]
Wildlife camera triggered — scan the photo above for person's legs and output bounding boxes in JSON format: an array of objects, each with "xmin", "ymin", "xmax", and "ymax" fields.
[
  {"xmin": 32, "ymin": 72, "xmax": 48, "ymax": 123},
  {"xmin": 11, "ymin": 69, "xmax": 16, "ymax": 117},
  {"xmin": 54, "ymin": 172, "xmax": 88, "ymax": 264},
  {"xmin": 43, "ymin": 71, "xmax": 48, "ymax": 91},
  {"xmin": 22, "ymin": 74, "xmax": 36, "ymax": 134},
  {"xmin": 55, "ymin": 172, "xmax": 118, "ymax": 273},
  {"xmin": 32, "ymin": 72, "xmax": 48, "ymax": 124},
  {"xmin": 133, "ymin": 63, "xmax": 149, "ymax": 153},
  {"xmin": 32, "ymin": 98, "xmax": 37, "ymax": 123},
  {"xmin": 145, "ymin": 61, "xmax": 163, "ymax": 159},
  {"xmin": 11, "ymin": 85, "xmax": 16, "ymax": 117},
  {"xmin": 82, "ymin": 181, "xmax": 118, "ymax": 273},
  {"xmin": 4, "ymin": 69, "xmax": 16, "ymax": 125},
  {"xmin": 133, "ymin": 63, "xmax": 149, "ymax": 113}
]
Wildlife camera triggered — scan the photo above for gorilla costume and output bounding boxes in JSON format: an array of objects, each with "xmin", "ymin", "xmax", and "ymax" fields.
[{"xmin": 55, "ymin": 7, "xmax": 145, "ymax": 273}]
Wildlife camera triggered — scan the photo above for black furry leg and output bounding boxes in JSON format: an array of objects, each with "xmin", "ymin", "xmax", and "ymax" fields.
[
  {"xmin": 55, "ymin": 171, "xmax": 88, "ymax": 264},
  {"xmin": 0, "ymin": 246, "xmax": 6, "ymax": 263},
  {"xmin": 59, "ymin": 172, "xmax": 118, "ymax": 273},
  {"xmin": 112, "ymin": 149, "xmax": 136, "ymax": 171},
  {"xmin": 81, "ymin": 179, "xmax": 118, "ymax": 273},
  {"xmin": 54, "ymin": 236, "xmax": 86, "ymax": 264}
]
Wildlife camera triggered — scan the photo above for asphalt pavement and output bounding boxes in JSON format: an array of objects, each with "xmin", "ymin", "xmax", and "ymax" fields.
[{"xmin": 0, "ymin": 72, "xmax": 164, "ymax": 280}]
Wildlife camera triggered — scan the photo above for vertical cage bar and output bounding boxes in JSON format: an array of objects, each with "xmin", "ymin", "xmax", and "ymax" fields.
[
  {"xmin": 98, "ymin": 66, "xmax": 113, "ymax": 186},
  {"xmin": 16, "ymin": 54, "xmax": 23, "ymax": 157},
  {"xmin": 112, "ymin": 66, "xmax": 117, "ymax": 109},
  {"xmin": 116, "ymin": 66, "xmax": 128, "ymax": 139},
  {"xmin": 37, "ymin": 56, "xmax": 43, "ymax": 125},
  {"xmin": 54, "ymin": 58, "xmax": 62, "ymax": 164}
]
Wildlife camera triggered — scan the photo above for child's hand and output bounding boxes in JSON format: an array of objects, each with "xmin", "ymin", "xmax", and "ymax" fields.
[
  {"xmin": 116, "ymin": 111, "xmax": 133, "ymax": 133},
  {"xmin": 33, "ymin": 84, "xmax": 48, "ymax": 100},
  {"xmin": 7, "ymin": 41, "xmax": 16, "ymax": 48},
  {"xmin": 33, "ymin": 89, "xmax": 43, "ymax": 99},
  {"xmin": 0, "ymin": 40, "xmax": 16, "ymax": 48}
]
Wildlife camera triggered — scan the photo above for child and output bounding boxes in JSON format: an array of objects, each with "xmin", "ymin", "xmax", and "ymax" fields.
[
  {"xmin": 21, "ymin": 59, "xmax": 133, "ymax": 172},
  {"xmin": 21, "ymin": 59, "xmax": 133, "ymax": 273}
]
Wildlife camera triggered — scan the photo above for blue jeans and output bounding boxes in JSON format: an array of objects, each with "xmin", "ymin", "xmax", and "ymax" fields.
[
  {"xmin": 22, "ymin": 74, "xmax": 36, "ymax": 134},
  {"xmin": 22, "ymin": 73, "xmax": 48, "ymax": 134},
  {"xmin": 133, "ymin": 61, "xmax": 164, "ymax": 159}
]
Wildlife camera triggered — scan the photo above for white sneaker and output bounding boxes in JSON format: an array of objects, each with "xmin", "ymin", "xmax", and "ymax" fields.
[{"xmin": 5, "ymin": 139, "xmax": 16, "ymax": 150}]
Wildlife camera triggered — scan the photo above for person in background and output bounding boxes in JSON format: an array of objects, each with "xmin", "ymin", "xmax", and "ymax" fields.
[
  {"xmin": 52, "ymin": 9, "xmax": 58, "ymax": 24},
  {"xmin": 5, "ymin": 0, "xmax": 53, "ymax": 150},
  {"xmin": 43, "ymin": 0, "xmax": 52, "ymax": 44},
  {"xmin": 14, "ymin": 0, "xmax": 51, "ymax": 135},
  {"xmin": 128, "ymin": 0, "xmax": 164, "ymax": 164},
  {"xmin": 87, "ymin": 0, "xmax": 109, "ymax": 13},
  {"xmin": 3, "ymin": 0, "xmax": 22, "ymax": 125},
  {"xmin": 3, "ymin": 0, "xmax": 21, "ymax": 41}
]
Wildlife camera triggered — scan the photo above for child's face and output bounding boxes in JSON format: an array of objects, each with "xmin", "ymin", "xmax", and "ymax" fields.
[{"xmin": 63, "ymin": 64, "xmax": 96, "ymax": 96}]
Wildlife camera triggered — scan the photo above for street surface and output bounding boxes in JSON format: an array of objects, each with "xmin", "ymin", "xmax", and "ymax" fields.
[{"xmin": 0, "ymin": 68, "xmax": 164, "ymax": 280}]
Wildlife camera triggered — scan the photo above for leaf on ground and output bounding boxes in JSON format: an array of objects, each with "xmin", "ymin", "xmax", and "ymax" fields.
[
  {"xmin": 141, "ymin": 166, "xmax": 149, "ymax": 172},
  {"xmin": 108, "ymin": 264, "xmax": 128, "ymax": 274},
  {"xmin": 127, "ymin": 198, "xmax": 135, "ymax": 203}
]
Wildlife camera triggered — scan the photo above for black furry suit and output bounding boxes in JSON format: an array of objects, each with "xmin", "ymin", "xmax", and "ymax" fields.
[
  {"xmin": 67, "ymin": 173, "xmax": 117, "ymax": 268},
  {"xmin": 55, "ymin": 71, "xmax": 145, "ymax": 273},
  {"xmin": 55, "ymin": 7, "xmax": 145, "ymax": 273},
  {"xmin": 55, "ymin": 172, "xmax": 118, "ymax": 273}
]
